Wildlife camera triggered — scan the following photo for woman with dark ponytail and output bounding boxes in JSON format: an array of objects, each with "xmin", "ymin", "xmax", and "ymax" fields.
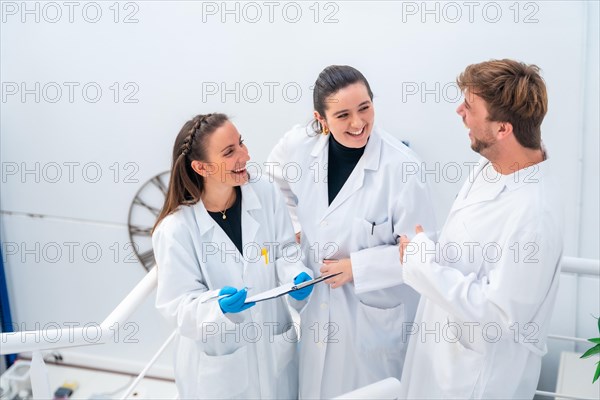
[
  {"xmin": 268, "ymin": 66, "xmax": 436, "ymax": 398},
  {"xmin": 152, "ymin": 113, "xmax": 313, "ymax": 399}
]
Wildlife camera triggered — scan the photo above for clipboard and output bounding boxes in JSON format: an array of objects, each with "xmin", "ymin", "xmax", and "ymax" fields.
[
  {"xmin": 244, "ymin": 272, "xmax": 342, "ymax": 304},
  {"xmin": 291, "ymin": 271, "xmax": 343, "ymax": 291}
]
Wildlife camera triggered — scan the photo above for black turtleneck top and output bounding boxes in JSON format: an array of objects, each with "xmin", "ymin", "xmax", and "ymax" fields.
[
  {"xmin": 327, "ymin": 134, "xmax": 366, "ymax": 205},
  {"xmin": 207, "ymin": 186, "xmax": 243, "ymax": 255}
]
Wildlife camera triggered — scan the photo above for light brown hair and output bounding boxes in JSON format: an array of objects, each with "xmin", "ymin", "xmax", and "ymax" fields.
[{"xmin": 457, "ymin": 59, "xmax": 548, "ymax": 149}]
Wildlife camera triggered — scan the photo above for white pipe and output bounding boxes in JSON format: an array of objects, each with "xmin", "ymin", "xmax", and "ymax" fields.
[
  {"xmin": 536, "ymin": 389, "xmax": 598, "ymax": 400},
  {"xmin": 334, "ymin": 377, "xmax": 401, "ymax": 399},
  {"xmin": 561, "ymin": 257, "xmax": 599, "ymax": 276},
  {"xmin": 0, "ymin": 266, "xmax": 158, "ymax": 355},
  {"xmin": 119, "ymin": 330, "xmax": 177, "ymax": 399},
  {"xmin": 1, "ymin": 327, "xmax": 107, "ymax": 355},
  {"xmin": 101, "ymin": 267, "xmax": 158, "ymax": 330},
  {"xmin": 547, "ymin": 334, "xmax": 592, "ymax": 345}
]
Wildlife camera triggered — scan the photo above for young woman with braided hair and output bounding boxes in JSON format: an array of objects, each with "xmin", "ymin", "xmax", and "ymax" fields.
[{"xmin": 152, "ymin": 113, "xmax": 313, "ymax": 399}]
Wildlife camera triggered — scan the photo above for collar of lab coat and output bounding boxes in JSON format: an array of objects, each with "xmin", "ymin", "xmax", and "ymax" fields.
[
  {"xmin": 503, "ymin": 158, "xmax": 550, "ymax": 192},
  {"xmin": 192, "ymin": 181, "xmax": 262, "ymax": 240},
  {"xmin": 310, "ymin": 126, "xmax": 382, "ymax": 221},
  {"xmin": 451, "ymin": 154, "xmax": 550, "ymax": 213},
  {"xmin": 503, "ymin": 144, "xmax": 550, "ymax": 192},
  {"xmin": 309, "ymin": 125, "xmax": 382, "ymax": 172}
]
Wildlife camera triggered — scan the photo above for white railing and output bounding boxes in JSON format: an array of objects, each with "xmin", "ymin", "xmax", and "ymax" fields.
[
  {"xmin": 1, "ymin": 257, "xmax": 598, "ymax": 399},
  {"xmin": 546, "ymin": 256, "xmax": 599, "ymax": 349},
  {"xmin": 560, "ymin": 256, "xmax": 599, "ymax": 276},
  {"xmin": 535, "ymin": 256, "xmax": 599, "ymax": 400},
  {"xmin": 1, "ymin": 266, "xmax": 158, "ymax": 355},
  {"xmin": 535, "ymin": 390, "xmax": 598, "ymax": 400},
  {"xmin": 1, "ymin": 266, "xmax": 160, "ymax": 398}
]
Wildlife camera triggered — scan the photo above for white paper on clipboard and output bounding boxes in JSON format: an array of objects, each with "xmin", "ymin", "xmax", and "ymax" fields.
[
  {"xmin": 245, "ymin": 282, "xmax": 296, "ymax": 303},
  {"xmin": 244, "ymin": 272, "xmax": 342, "ymax": 304}
]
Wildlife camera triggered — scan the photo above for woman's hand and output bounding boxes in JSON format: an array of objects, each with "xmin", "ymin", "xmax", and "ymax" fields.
[
  {"xmin": 320, "ymin": 258, "xmax": 353, "ymax": 289},
  {"xmin": 218, "ymin": 287, "xmax": 255, "ymax": 313},
  {"xmin": 399, "ymin": 224, "xmax": 424, "ymax": 264},
  {"xmin": 289, "ymin": 272, "xmax": 313, "ymax": 300}
]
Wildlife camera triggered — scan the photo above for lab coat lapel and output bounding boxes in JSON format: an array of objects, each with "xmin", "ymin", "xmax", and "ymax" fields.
[
  {"xmin": 240, "ymin": 182, "xmax": 262, "ymax": 276},
  {"xmin": 322, "ymin": 129, "xmax": 382, "ymax": 220},
  {"xmin": 308, "ymin": 134, "xmax": 332, "ymax": 223},
  {"xmin": 449, "ymin": 157, "xmax": 505, "ymax": 214},
  {"xmin": 192, "ymin": 196, "xmax": 244, "ymax": 274}
]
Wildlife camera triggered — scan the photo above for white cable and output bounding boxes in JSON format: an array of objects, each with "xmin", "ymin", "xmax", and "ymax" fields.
[{"xmin": 119, "ymin": 331, "xmax": 177, "ymax": 400}]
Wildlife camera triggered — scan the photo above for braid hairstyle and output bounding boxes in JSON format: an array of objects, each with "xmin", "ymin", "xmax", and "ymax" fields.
[
  {"xmin": 180, "ymin": 115, "xmax": 205, "ymax": 157},
  {"xmin": 153, "ymin": 113, "xmax": 229, "ymax": 233}
]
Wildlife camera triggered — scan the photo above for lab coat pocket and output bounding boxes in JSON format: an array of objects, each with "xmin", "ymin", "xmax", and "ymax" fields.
[
  {"xmin": 356, "ymin": 301, "xmax": 405, "ymax": 354},
  {"xmin": 272, "ymin": 322, "xmax": 298, "ymax": 374},
  {"xmin": 196, "ymin": 346, "xmax": 249, "ymax": 398},
  {"xmin": 353, "ymin": 218, "xmax": 394, "ymax": 249},
  {"xmin": 435, "ymin": 338, "xmax": 484, "ymax": 398},
  {"xmin": 271, "ymin": 323, "xmax": 299, "ymax": 399}
]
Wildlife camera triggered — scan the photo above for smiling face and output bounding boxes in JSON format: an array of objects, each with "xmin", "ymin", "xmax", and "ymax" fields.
[
  {"xmin": 192, "ymin": 120, "xmax": 250, "ymax": 187},
  {"xmin": 456, "ymin": 90, "xmax": 499, "ymax": 156},
  {"xmin": 316, "ymin": 82, "xmax": 375, "ymax": 148}
]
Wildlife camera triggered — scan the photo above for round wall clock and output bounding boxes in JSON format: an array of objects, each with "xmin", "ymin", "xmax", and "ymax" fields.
[{"xmin": 127, "ymin": 171, "xmax": 170, "ymax": 272}]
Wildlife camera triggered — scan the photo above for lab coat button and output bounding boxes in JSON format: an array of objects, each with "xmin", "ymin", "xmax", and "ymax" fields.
[
  {"xmin": 320, "ymin": 221, "xmax": 328, "ymax": 227},
  {"xmin": 321, "ymin": 303, "xmax": 328, "ymax": 309}
]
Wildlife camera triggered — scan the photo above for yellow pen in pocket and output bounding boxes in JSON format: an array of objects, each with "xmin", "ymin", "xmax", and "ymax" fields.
[{"xmin": 261, "ymin": 248, "xmax": 269, "ymax": 265}]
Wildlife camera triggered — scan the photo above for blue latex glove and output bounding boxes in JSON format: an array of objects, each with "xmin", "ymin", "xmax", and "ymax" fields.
[
  {"xmin": 218, "ymin": 286, "xmax": 255, "ymax": 314},
  {"xmin": 289, "ymin": 272, "xmax": 313, "ymax": 301}
]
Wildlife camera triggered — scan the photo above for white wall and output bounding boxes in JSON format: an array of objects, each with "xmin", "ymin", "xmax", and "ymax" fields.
[{"xmin": 1, "ymin": 0, "xmax": 598, "ymax": 390}]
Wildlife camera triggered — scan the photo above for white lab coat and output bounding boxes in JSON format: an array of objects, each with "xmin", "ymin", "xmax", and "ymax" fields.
[
  {"xmin": 152, "ymin": 178, "xmax": 311, "ymax": 399},
  {"xmin": 400, "ymin": 157, "xmax": 564, "ymax": 399},
  {"xmin": 268, "ymin": 125, "xmax": 436, "ymax": 399}
]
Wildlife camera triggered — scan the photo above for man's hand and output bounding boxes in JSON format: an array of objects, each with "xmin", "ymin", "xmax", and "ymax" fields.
[
  {"xmin": 320, "ymin": 258, "xmax": 353, "ymax": 289},
  {"xmin": 399, "ymin": 225, "xmax": 424, "ymax": 264}
]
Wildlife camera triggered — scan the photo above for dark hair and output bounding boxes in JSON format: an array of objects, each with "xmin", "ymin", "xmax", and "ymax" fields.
[
  {"xmin": 457, "ymin": 59, "xmax": 547, "ymax": 149},
  {"xmin": 153, "ymin": 113, "xmax": 229, "ymax": 233},
  {"xmin": 311, "ymin": 65, "xmax": 374, "ymax": 133}
]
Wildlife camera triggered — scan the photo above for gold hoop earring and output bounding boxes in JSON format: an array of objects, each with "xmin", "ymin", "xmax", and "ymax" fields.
[{"xmin": 321, "ymin": 124, "xmax": 329, "ymax": 135}]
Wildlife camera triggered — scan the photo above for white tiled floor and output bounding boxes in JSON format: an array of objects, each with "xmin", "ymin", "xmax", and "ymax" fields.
[{"xmin": 1, "ymin": 359, "xmax": 177, "ymax": 399}]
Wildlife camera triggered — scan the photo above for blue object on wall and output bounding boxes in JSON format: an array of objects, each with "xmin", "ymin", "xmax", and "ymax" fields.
[{"xmin": 0, "ymin": 243, "xmax": 17, "ymax": 366}]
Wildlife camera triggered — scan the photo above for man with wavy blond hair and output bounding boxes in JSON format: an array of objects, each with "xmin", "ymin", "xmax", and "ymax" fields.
[{"xmin": 398, "ymin": 59, "xmax": 564, "ymax": 398}]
